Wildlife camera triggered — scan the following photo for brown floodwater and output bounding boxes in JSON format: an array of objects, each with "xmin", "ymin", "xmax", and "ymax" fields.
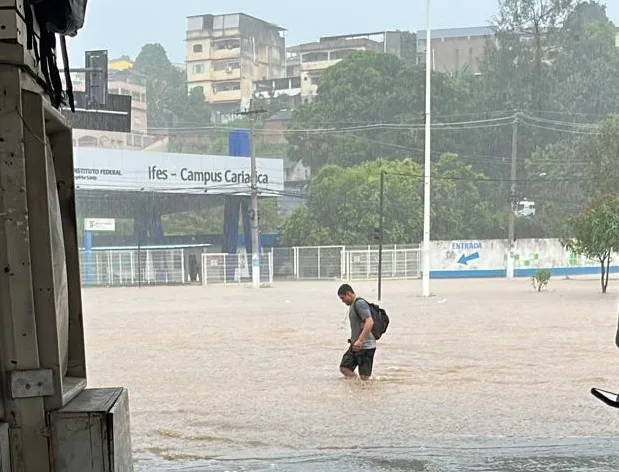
[{"xmin": 82, "ymin": 278, "xmax": 619, "ymax": 471}]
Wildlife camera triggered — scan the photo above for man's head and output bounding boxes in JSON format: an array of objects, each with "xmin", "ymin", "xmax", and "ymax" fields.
[{"xmin": 338, "ymin": 284, "xmax": 356, "ymax": 306}]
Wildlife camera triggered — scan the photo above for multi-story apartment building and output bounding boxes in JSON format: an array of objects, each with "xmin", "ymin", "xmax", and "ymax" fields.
[
  {"xmin": 283, "ymin": 31, "xmax": 414, "ymax": 103},
  {"xmin": 417, "ymin": 26, "xmax": 495, "ymax": 74},
  {"xmin": 186, "ymin": 13, "xmax": 286, "ymax": 120}
]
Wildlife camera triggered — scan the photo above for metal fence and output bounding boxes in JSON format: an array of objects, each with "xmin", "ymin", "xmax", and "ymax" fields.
[
  {"xmin": 79, "ymin": 249, "xmax": 185, "ymax": 287},
  {"xmin": 78, "ymin": 245, "xmax": 422, "ymax": 287},
  {"xmin": 201, "ymin": 252, "xmax": 274, "ymax": 286},
  {"xmin": 346, "ymin": 249, "xmax": 422, "ymax": 280}
]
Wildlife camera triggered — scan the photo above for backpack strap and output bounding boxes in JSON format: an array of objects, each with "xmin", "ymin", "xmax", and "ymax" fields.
[
  {"xmin": 29, "ymin": 4, "xmax": 69, "ymax": 110},
  {"xmin": 59, "ymin": 35, "xmax": 75, "ymax": 111}
]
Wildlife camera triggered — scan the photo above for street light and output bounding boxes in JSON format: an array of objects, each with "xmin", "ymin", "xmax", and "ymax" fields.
[{"xmin": 422, "ymin": 0, "xmax": 432, "ymax": 297}]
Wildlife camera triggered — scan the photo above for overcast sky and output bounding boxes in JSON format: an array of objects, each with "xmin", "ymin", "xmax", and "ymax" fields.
[{"xmin": 67, "ymin": 0, "xmax": 619, "ymax": 65}]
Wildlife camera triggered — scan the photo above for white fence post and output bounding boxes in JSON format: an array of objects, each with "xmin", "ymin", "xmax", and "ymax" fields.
[
  {"xmin": 269, "ymin": 251, "xmax": 274, "ymax": 285},
  {"xmin": 181, "ymin": 249, "xmax": 185, "ymax": 284}
]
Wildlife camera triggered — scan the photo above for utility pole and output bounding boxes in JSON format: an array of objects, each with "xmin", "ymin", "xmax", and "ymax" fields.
[
  {"xmin": 377, "ymin": 170, "xmax": 385, "ymax": 301},
  {"xmin": 506, "ymin": 113, "xmax": 519, "ymax": 279},
  {"xmin": 236, "ymin": 107, "xmax": 266, "ymax": 289},
  {"xmin": 422, "ymin": 0, "xmax": 433, "ymax": 297}
]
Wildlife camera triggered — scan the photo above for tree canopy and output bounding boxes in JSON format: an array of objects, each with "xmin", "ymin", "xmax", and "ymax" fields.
[
  {"xmin": 279, "ymin": 0, "xmax": 619, "ymax": 243},
  {"xmin": 562, "ymin": 196, "xmax": 619, "ymax": 293},
  {"xmin": 281, "ymin": 155, "xmax": 500, "ymax": 247},
  {"xmin": 133, "ymin": 43, "xmax": 211, "ymax": 130}
]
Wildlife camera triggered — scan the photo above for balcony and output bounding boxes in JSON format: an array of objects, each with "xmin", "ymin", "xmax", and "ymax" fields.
[
  {"xmin": 211, "ymin": 38, "xmax": 241, "ymax": 60},
  {"xmin": 208, "ymin": 81, "xmax": 243, "ymax": 103},
  {"xmin": 208, "ymin": 89, "xmax": 243, "ymax": 103},
  {"xmin": 253, "ymin": 77, "xmax": 302, "ymax": 99}
]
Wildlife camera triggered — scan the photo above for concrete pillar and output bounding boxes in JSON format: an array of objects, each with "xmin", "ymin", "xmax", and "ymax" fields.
[{"xmin": 0, "ymin": 3, "xmax": 132, "ymax": 471}]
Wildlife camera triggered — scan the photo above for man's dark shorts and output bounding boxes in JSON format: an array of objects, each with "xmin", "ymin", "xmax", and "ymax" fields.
[{"xmin": 340, "ymin": 346, "xmax": 376, "ymax": 378}]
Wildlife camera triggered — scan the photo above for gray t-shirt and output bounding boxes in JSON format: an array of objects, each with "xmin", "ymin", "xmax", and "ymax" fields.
[{"xmin": 349, "ymin": 297, "xmax": 376, "ymax": 350}]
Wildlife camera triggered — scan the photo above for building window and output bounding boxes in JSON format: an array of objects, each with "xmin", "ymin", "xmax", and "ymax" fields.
[
  {"xmin": 127, "ymin": 134, "xmax": 144, "ymax": 148},
  {"xmin": 212, "ymin": 38, "xmax": 240, "ymax": 50},
  {"xmin": 193, "ymin": 44, "xmax": 203, "ymax": 53},
  {"xmin": 302, "ymin": 52, "xmax": 329, "ymax": 63},
  {"xmin": 213, "ymin": 60, "xmax": 240, "ymax": 71},
  {"xmin": 192, "ymin": 86, "xmax": 205, "ymax": 96},
  {"xmin": 213, "ymin": 82, "xmax": 241, "ymax": 93},
  {"xmin": 192, "ymin": 64, "xmax": 205, "ymax": 74}
]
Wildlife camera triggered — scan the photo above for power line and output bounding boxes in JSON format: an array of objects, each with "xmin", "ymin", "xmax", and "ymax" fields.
[{"xmin": 382, "ymin": 170, "xmax": 599, "ymax": 184}]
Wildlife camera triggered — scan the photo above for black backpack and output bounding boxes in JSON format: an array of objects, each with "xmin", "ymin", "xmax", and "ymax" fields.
[
  {"xmin": 31, "ymin": 0, "xmax": 88, "ymax": 36},
  {"xmin": 355, "ymin": 298, "xmax": 390, "ymax": 340},
  {"xmin": 25, "ymin": 0, "xmax": 89, "ymax": 110}
]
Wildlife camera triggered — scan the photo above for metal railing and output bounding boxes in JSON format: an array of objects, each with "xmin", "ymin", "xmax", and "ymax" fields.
[
  {"xmin": 78, "ymin": 245, "xmax": 422, "ymax": 287},
  {"xmin": 201, "ymin": 252, "xmax": 274, "ymax": 285},
  {"xmin": 346, "ymin": 248, "xmax": 422, "ymax": 280},
  {"xmin": 79, "ymin": 249, "xmax": 185, "ymax": 287}
]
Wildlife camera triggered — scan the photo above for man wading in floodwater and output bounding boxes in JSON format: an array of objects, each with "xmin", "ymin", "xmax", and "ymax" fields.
[{"xmin": 338, "ymin": 284, "xmax": 376, "ymax": 380}]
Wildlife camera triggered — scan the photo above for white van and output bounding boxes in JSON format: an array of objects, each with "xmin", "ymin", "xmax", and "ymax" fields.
[{"xmin": 515, "ymin": 200, "xmax": 535, "ymax": 217}]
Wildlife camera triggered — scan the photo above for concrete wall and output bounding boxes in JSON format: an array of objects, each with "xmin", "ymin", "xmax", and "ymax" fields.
[
  {"xmin": 430, "ymin": 238, "xmax": 619, "ymax": 278},
  {"xmin": 427, "ymin": 36, "xmax": 491, "ymax": 74}
]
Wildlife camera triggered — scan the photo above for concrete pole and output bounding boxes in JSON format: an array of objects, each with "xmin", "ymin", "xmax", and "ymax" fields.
[
  {"xmin": 250, "ymin": 117, "xmax": 261, "ymax": 289},
  {"xmin": 506, "ymin": 114, "xmax": 519, "ymax": 279},
  {"xmin": 422, "ymin": 0, "xmax": 432, "ymax": 297}
]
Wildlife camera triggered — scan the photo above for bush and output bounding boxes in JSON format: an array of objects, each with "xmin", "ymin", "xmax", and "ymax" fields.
[{"xmin": 531, "ymin": 269, "xmax": 551, "ymax": 292}]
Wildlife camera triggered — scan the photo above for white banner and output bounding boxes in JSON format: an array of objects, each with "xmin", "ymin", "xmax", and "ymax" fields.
[
  {"xmin": 73, "ymin": 148, "xmax": 285, "ymax": 196},
  {"xmin": 84, "ymin": 218, "xmax": 116, "ymax": 232}
]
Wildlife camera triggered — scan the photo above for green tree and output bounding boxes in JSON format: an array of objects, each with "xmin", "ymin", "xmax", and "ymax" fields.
[
  {"xmin": 281, "ymin": 155, "xmax": 498, "ymax": 246},
  {"xmin": 163, "ymin": 199, "xmax": 281, "ymax": 237},
  {"xmin": 524, "ymin": 139, "xmax": 586, "ymax": 235},
  {"xmin": 280, "ymin": 207, "xmax": 331, "ymax": 247},
  {"xmin": 496, "ymin": 0, "xmax": 576, "ymax": 65},
  {"xmin": 134, "ymin": 43, "xmax": 186, "ymax": 128},
  {"xmin": 431, "ymin": 154, "xmax": 505, "ymax": 239},
  {"xmin": 562, "ymin": 196, "xmax": 619, "ymax": 293},
  {"xmin": 551, "ymin": 11, "xmax": 619, "ymax": 117},
  {"xmin": 582, "ymin": 116, "xmax": 619, "ymax": 200},
  {"xmin": 286, "ymin": 51, "xmax": 469, "ymax": 170},
  {"xmin": 133, "ymin": 43, "xmax": 212, "ymax": 129},
  {"xmin": 523, "ymin": 115, "xmax": 619, "ymax": 238}
]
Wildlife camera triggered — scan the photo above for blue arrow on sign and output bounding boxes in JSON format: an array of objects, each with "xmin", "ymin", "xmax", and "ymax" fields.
[{"xmin": 458, "ymin": 252, "xmax": 480, "ymax": 265}]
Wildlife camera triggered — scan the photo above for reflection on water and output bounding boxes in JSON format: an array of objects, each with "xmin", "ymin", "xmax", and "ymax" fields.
[
  {"xmin": 82, "ymin": 279, "xmax": 619, "ymax": 471},
  {"xmin": 138, "ymin": 439, "xmax": 619, "ymax": 471}
]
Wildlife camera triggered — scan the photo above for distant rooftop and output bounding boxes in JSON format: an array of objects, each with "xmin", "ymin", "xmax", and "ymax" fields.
[
  {"xmin": 417, "ymin": 26, "xmax": 495, "ymax": 40},
  {"xmin": 186, "ymin": 12, "xmax": 285, "ymax": 32},
  {"xmin": 288, "ymin": 37, "xmax": 382, "ymax": 54}
]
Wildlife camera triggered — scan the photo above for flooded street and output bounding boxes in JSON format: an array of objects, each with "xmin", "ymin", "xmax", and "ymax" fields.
[{"xmin": 82, "ymin": 278, "xmax": 619, "ymax": 471}]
